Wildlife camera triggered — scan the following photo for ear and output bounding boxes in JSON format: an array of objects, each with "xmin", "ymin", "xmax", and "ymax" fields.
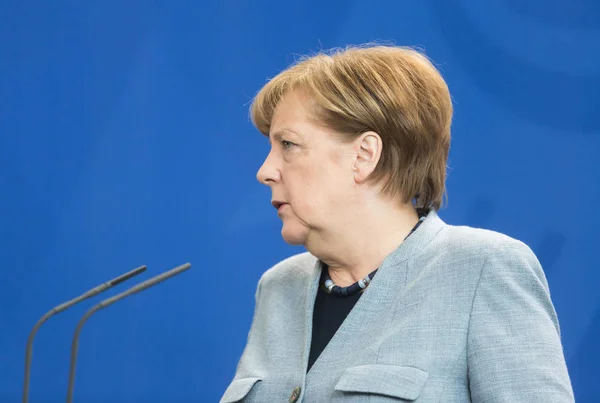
[{"xmin": 352, "ymin": 131, "xmax": 382, "ymax": 183}]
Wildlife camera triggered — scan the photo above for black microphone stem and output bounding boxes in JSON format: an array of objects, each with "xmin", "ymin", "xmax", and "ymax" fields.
[
  {"xmin": 65, "ymin": 262, "xmax": 191, "ymax": 403},
  {"xmin": 22, "ymin": 265, "xmax": 147, "ymax": 403}
]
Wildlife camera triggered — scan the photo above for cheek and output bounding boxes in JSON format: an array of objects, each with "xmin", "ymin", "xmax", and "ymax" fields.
[
  {"xmin": 293, "ymin": 176, "xmax": 344, "ymax": 216},
  {"xmin": 286, "ymin": 175, "xmax": 321, "ymax": 215},
  {"xmin": 286, "ymin": 159, "xmax": 348, "ymax": 215}
]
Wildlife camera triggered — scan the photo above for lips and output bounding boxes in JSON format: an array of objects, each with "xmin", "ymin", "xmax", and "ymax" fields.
[{"xmin": 271, "ymin": 200, "xmax": 287, "ymax": 210}]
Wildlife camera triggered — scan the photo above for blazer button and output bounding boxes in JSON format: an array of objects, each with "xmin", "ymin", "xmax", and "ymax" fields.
[{"xmin": 289, "ymin": 386, "xmax": 301, "ymax": 403}]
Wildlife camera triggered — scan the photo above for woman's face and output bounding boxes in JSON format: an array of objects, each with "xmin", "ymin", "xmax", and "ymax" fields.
[{"xmin": 256, "ymin": 90, "xmax": 358, "ymax": 246}]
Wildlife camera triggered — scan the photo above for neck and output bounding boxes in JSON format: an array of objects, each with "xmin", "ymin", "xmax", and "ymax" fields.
[{"xmin": 306, "ymin": 201, "xmax": 422, "ymax": 287}]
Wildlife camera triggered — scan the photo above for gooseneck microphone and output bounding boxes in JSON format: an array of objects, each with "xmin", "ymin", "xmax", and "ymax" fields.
[
  {"xmin": 22, "ymin": 265, "xmax": 147, "ymax": 403},
  {"xmin": 66, "ymin": 262, "xmax": 191, "ymax": 403}
]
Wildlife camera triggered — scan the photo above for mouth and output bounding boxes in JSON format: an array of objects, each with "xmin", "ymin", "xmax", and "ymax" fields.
[{"xmin": 271, "ymin": 201, "xmax": 288, "ymax": 211}]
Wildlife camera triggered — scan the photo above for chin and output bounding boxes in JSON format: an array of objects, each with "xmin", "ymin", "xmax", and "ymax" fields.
[{"xmin": 280, "ymin": 223, "xmax": 309, "ymax": 246}]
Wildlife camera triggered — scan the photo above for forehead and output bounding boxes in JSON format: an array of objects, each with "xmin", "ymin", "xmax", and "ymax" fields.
[
  {"xmin": 267, "ymin": 90, "xmax": 349, "ymax": 151},
  {"xmin": 269, "ymin": 91, "xmax": 326, "ymax": 143},
  {"xmin": 270, "ymin": 91, "xmax": 312, "ymax": 127}
]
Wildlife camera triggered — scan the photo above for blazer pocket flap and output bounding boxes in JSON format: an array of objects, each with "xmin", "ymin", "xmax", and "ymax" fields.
[
  {"xmin": 220, "ymin": 377, "xmax": 262, "ymax": 403},
  {"xmin": 335, "ymin": 364, "xmax": 428, "ymax": 400}
]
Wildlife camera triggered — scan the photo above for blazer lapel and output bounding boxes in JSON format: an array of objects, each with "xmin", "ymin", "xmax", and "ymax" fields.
[{"xmin": 301, "ymin": 259, "xmax": 322, "ymax": 372}]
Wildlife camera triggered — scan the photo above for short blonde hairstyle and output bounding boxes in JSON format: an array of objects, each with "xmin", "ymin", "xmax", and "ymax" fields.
[{"xmin": 250, "ymin": 44, "xmax": 453, "ymax": 210}]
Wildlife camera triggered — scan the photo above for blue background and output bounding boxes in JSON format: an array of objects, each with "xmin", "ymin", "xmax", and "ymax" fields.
[{"xmin": 1, "ymin": 1, "xmax": 599, "ymax": 401}]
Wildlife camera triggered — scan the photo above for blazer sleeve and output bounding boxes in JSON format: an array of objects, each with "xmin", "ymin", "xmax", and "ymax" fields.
[{"xmin": 466, "ymin": 239, "xmax": 574, "ymax": 402}]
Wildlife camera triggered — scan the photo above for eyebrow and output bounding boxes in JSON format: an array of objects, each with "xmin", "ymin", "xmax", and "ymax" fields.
[{"xmin": 268, "ymin": 129, "xmax": 298, "ymax": 143}]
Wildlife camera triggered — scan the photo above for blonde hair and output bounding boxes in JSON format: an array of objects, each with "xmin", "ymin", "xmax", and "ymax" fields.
[{"xmin": 250, "ymin": 44, "xmax": 453, "ymax": 210}]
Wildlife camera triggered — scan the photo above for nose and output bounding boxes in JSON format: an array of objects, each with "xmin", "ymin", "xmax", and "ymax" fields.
[{"xmin": 256, "ymin": 151, "xmax": 280, "ymax": 185}]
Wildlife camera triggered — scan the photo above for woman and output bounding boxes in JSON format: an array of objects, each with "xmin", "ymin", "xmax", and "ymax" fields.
[{"xmin": 221, "ymin": 44, "xmax": 574, "ymax": 402}]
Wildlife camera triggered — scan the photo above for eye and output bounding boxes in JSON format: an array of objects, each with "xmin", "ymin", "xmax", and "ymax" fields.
[{"xmin": 280, "ymin": 140, "xmax": 296, "ymax": 149}]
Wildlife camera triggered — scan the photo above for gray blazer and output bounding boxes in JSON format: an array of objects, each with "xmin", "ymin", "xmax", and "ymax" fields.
[{"xmin": 221, "ymin": 210, "xmax": 574, "ymax": 402}]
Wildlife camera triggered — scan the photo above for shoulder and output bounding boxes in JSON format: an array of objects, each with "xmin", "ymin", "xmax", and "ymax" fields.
[
  {"xmin": 431, "ymin": 221, "xmax": 548, "ymax": 291},
  {"xmin": 420, "ymin": 220, "xmax": 546, "ymax": 288},
  {"xmin": 433, "ymin": 222, "xmax": 540, "ymax": 266}
]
